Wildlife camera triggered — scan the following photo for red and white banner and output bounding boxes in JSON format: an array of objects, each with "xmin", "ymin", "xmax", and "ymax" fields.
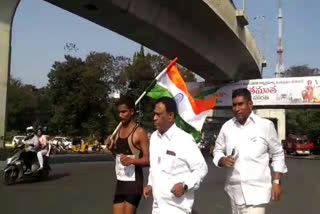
[
  {"xmin": 215, "ymin": 77, "xmax": 320, "ymax": 106},
  {"xmin": 187, "ymin": 77, "xmax": 320, "ymax": 107}
]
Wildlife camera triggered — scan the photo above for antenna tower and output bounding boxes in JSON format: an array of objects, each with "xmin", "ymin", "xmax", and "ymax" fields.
[{"xmin": 275, "ymin": 0, "xmax": 284, "ymax": 77}]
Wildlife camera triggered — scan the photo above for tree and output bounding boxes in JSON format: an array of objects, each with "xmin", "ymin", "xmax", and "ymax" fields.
[
  {"xmin": 283, "ymin": 65, "xmax": 320, "ymax": 77},
  {"xmin": 286, "ymin": 109, "xmax": 320, "ymax": 142},
  {"xmin": 7, "ymin": 46, "xmax": 199, "ymax": 138},
  {"xmin": 113, "ymin": 56, "xmax": 131, "ymax": 95},
  {"xmin": 7, "ymin": 77, "xmax": 53, "ymax": 133},
  {"xmin": 147, "ymin": 54, "xmax": 197, "ymax": 82},
  {"xmin": 47, "ymin": 52, "xmax": 121, "ymax": 137},
  {"xmin": 284, "ymin": 65, "xmax": 320, "ymax": 142}
]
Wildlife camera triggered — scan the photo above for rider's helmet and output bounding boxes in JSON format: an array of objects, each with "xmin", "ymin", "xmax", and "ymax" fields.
[{"xmin": 26, "ymin": 126, "xmax": 35, "ymax": 138}]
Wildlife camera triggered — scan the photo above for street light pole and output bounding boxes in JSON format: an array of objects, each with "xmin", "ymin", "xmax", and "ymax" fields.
[
  {"xmin": 243, "ymin": 0, "xmax": 246, "ymax": 11},
  {"xmin": 276, "ymin": 0, "xmax": 284, "ymax": 78}
]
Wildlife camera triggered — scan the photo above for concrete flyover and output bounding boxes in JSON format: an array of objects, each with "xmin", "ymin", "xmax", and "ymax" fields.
[
  {"xmin": 44, "ymin": 0, "xmax": 264, "ymax": 83},
  {"xmin": 0, "ymin": 0, "xmax": 264, "ymax": 144}
]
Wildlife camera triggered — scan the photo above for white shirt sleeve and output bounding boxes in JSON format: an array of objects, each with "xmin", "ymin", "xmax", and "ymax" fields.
[
  {"xmin": 267, "ymin": 122, "xmax": 288, "ymax": 173},
  {"xmin": 147, "ymin": 134, "xmax": 154, "ymax": 187},
  {"xmin": 147, "ymin": 167, "xmax": 153, "ymax": 186},
  {"xmin": 213, "ymin": 126, "xmax": 226, "ymax": 167},
  {"xmin": 183, "ymin": 136, "xmax": 208, "ymax": 190}
]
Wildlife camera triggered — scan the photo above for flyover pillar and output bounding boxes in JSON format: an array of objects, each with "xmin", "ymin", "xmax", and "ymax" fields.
[
  {"xmin": 255, "ymin": 109, "xmax": 286, "ymax": 142},
  {"xmin": 0, "ymin": 0, "xmax": 20, "ymax": 147}
]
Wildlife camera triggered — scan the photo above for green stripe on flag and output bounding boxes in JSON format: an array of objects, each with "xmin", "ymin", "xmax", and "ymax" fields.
[
  {"xmin": 175, "ymin": 114, "xmax": 202, "ymax": 142},
  {"xmin": 148, "ymin": 84, "xmax": 202, "ymax": 143},
  {"xmin": 147, "ymin": 84, "xmax": 173, "ymax": 99}
]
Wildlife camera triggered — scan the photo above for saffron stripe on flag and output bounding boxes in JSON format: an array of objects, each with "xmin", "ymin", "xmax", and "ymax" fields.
[{"xmin": 166, "ymin": 64, "xmax": 216, "ymax": 115}]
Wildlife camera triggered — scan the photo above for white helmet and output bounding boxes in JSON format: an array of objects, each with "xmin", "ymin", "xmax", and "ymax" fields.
[
  {"xmin": 26, "ymin": 126, "xmax": 34, "ymax": 131},
  {"xmin": 26, "ymin": 126, "xmax": 35, "ymax": 137}
]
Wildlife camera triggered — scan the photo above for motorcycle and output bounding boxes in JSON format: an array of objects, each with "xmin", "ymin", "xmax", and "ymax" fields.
[
  {"xmin": 3, "ymin": 143, "xmax": 51, "ymax": 185},
  {"xmin": 91, "ymin": 142, "xmax": 106, "ymax": 154},
  {"xmin": 50, "ymin": 140, "xmax": 68, "ymax": 155}
]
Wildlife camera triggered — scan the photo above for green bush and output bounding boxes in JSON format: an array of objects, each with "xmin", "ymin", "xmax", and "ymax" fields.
[{"xmin": 85, "ymin": 134, "xmax": 97, "ymax": 145}]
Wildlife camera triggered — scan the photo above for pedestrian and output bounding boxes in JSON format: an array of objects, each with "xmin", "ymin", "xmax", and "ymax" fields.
[
  {"xmin": 36, "ymin": 127, "xmax": 48, "ymax": 171},
  {"xmin": 106, "ymin": 95, "xmax": 150, "ymax": 214},
  {"xmin": 143, "ymin": 97, "xmax": 208, "ymax": 214},
  {"xmin": 23, "ymin": 126, "xmax": 40, "ymax": 173},
  {"xmin": 213, "ymin": 88, "xmax": 288, "ymax": 214}
]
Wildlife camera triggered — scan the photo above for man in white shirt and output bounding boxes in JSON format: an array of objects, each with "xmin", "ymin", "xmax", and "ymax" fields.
[
  {"xmin": 213, "ymin": 88, "xmax": 288, "ymax": 214},
  {"xmin": 143, "ymin": 97, "xmax": 208, "ymax": 214}
]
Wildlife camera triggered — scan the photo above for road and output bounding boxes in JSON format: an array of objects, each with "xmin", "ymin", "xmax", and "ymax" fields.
[{"xmin": 0, "ymin": 156, "xmax": 319, "ymax": 214}]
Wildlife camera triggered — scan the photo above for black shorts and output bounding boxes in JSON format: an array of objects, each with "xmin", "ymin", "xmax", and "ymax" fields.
[{"xmin": 113, "ymin": 194, "xmax": 141, "ymax": 207}]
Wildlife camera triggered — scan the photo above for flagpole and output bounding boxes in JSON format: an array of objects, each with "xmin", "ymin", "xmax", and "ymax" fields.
[{"xmin": 109, "ymin": 57, "xmax": 178, "ymax": 138}]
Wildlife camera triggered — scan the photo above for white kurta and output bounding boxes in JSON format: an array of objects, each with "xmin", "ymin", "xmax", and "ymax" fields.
[
  {"xmin": 213, "ymin": 113, "xmax": 288, "ymax": 206},
  {"xmin": 148, "ymin": 124, "xmax": 208, "ymax": 213}
]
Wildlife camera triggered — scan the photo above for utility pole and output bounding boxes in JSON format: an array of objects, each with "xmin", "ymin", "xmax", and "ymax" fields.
[{"xmin": 275, "ymin": 0, "xmax": 284, "ymax": 78}]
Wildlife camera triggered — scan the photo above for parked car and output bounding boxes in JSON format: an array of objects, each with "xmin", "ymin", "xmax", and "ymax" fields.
[
  {"xmin": 12, "ymin": 135, "xmax": 26, "ymax": 146},
  {"xmin": 282, "ymin": 134, "xmax": 313, "ymax": 155},
  {"xmin": 50, "ymin": 136, "xmax": 72, "ymax": 149},
  {"xmin": 5, "ymin": 136, "xmax": 26, "ymax": 148}
]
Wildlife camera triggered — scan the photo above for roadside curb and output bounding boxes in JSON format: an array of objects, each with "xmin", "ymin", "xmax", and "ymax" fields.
[
  {"xmin": 285, "ymin": 154, "xmax": 320, "ymax": 160},
  {"xmin": 0, "ymin": 153, "xmax": 114, "ymax": 169}
]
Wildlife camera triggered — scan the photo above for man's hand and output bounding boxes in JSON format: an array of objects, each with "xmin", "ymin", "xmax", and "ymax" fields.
[
  {"xmin": 104, "ymin": 138, "xmax": 114, "ymax": 150},
  {"xmin": 120, "ymin": 154, "xmax": 133, "ymax": 166},
  {"xmin": 272, "ymin": 184, "xmax": 282, "ymax": 201},
  {"xmin": 171, "ymin": 183, "xmax": 185, "ymax": 198},
  {"xmin": 143, "ymin": 185, "xmax": 152, "ymax": 199},
  {"xmin": 25, "ymin": 145, "xmax": 33, "ymax": 151},
  {"xmin": 220, "ymin": 156, "xmax": 235, "ymax": 168}
]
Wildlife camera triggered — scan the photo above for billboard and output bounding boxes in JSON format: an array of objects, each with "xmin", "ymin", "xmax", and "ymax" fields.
[{"xmin": 188, "ymin": 76, "xmax": 320, "ymax": 107}]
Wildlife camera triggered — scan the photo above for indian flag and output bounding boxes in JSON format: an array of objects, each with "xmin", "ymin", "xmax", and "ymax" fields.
[{"xmin": 147, "ymin": 58, "xmax": 216, "ymax": 142}]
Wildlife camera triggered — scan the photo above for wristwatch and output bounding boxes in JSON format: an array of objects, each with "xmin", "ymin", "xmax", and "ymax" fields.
[{"xmin": 272, "ymin": 179, "xmax": 281, "ymax": 185}]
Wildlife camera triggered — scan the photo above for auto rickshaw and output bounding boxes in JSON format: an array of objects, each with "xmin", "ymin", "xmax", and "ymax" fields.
[{"xmin": 71, "ymin": 137, "xmax": 88, "ymax": 153}]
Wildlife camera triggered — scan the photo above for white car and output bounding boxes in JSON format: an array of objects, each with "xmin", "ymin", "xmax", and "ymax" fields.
[
  {"xmin": 12, "ymin": 135, "xmax": 26, "ymax": 145},
  {"xmin": 50, "ymin": 136, "xmax": 72, "ymax": 149},
  {"xmin": 5, "ymin": 135, "xmax": 26, "ymax": 148}
]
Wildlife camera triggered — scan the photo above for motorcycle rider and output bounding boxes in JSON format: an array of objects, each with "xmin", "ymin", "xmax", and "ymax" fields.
[
  {"xmin": 23, "ymin": 126, "xmax": 40, "ymax": 173},
  {"xmin": 36, "ymin": 127, "xmax": 48, "ymax": 171}
]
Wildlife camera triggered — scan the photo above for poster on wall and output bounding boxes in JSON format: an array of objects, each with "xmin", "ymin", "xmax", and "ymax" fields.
[{"xmin": 215, "ymin": 76, "xmax": 320, "ymax": 106}]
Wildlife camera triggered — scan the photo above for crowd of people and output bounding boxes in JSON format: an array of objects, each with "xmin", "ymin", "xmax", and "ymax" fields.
[
  {"xmin": 105, "ymin": 88, "xmax": 288, "ymax": 214},
  {"xmin": 18, "ymin": 88, "xmax": 288, "ymax": 213},
  {"xmin": 13, "ymin": 86, "xmax": 288, "ymax": 214}
]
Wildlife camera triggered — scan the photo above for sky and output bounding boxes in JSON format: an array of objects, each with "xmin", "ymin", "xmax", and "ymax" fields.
[{"xmin": 10, "ymin": 0, "xmax": 320, "ymax": 87}]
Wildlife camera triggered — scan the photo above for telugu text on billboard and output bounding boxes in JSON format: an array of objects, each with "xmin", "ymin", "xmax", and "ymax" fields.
[{"xmin": 215, "ymin": 76, "xmax": 320, "ymax": 106}]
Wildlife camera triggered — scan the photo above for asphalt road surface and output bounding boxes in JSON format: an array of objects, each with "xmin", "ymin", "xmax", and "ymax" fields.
[{"xmin": 1, "ymin": 156, "xmax": 319, "ymax": 214}]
